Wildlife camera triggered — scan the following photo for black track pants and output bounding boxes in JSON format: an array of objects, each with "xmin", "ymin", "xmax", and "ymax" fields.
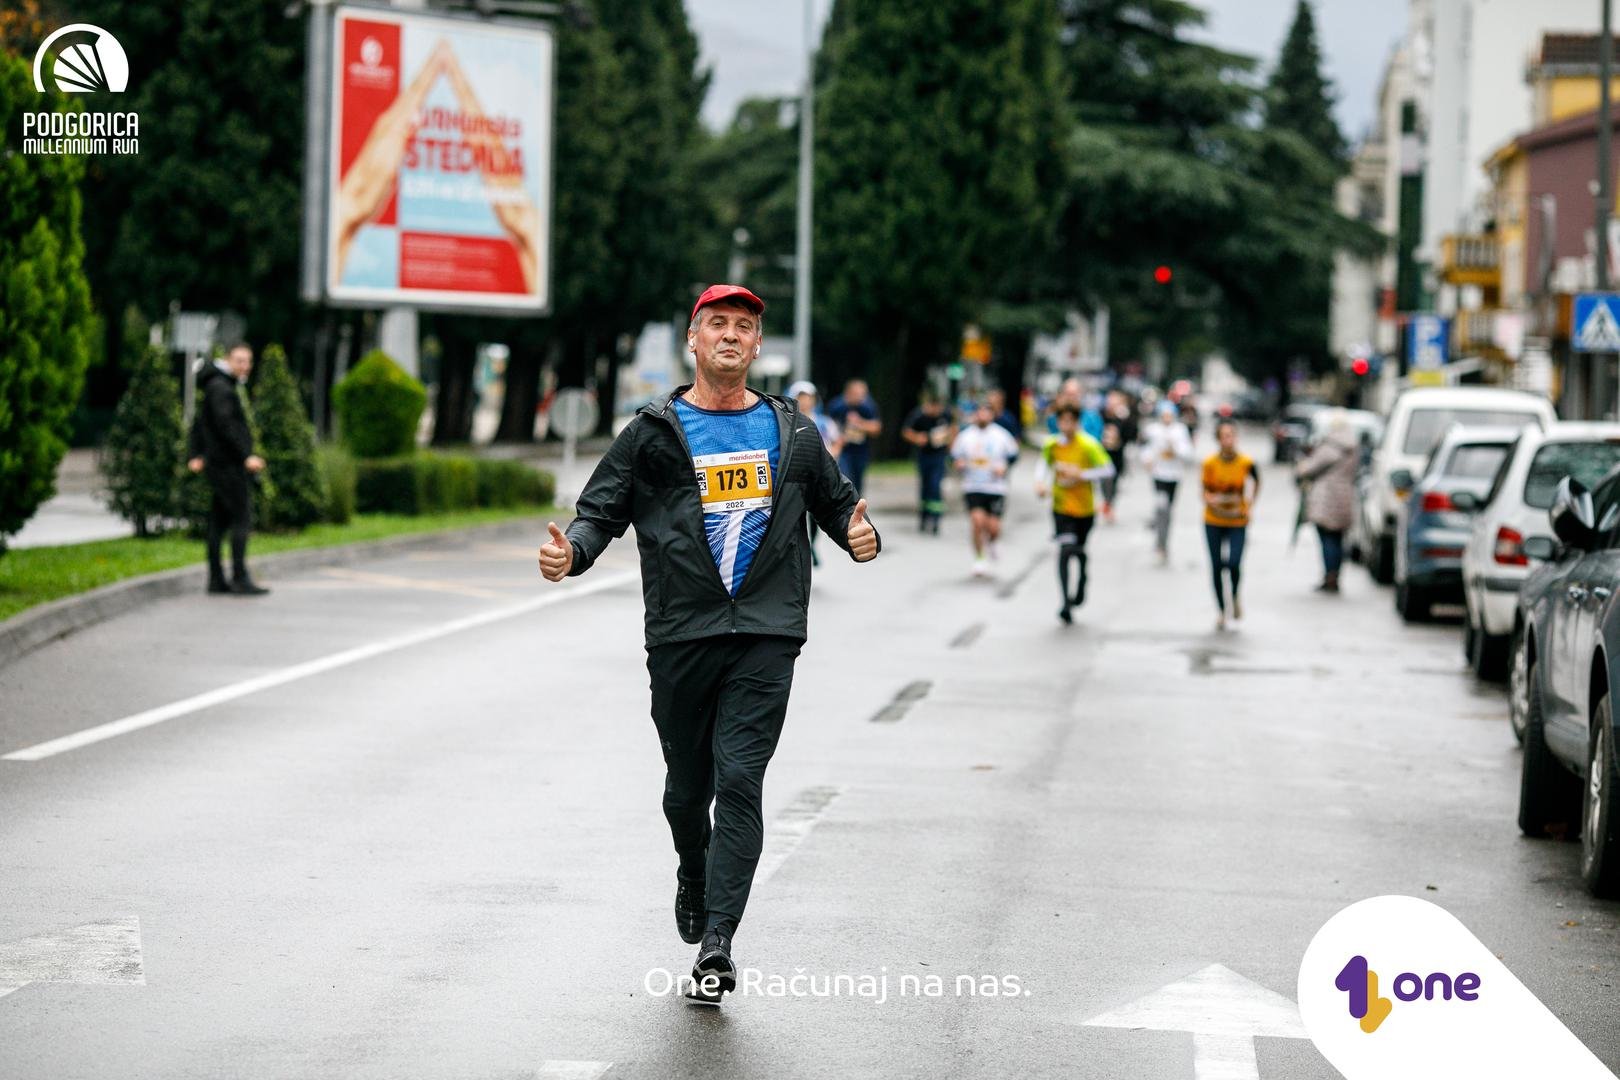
[{"xmin": 646, "ymin": 633, "xmax": 802, "ymax": 935}]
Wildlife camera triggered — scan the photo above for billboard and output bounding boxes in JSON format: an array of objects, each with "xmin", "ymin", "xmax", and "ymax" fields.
[{"xmin": 324, "ymin": 6, "xmax": 552, "ymax": 313}]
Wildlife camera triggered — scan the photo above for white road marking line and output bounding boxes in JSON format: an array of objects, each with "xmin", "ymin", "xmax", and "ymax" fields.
[
  {"xmin": 0, "ymin": 917, "xmax": 145, "ymax": 1000},
  {"xmin": 535, "ymin": 1062, "xmax": 612, "ymax": 1080},
  {"xmin": 2, "ymin": 572, "xmax": 638, "ymax": 762},
  {"xmin": 320, "ymin": 566, "xmax": 509, "ymax": 599},
  {"xmin": 753, "ymin": 784, "xmax": 845, "ymax": 885}
]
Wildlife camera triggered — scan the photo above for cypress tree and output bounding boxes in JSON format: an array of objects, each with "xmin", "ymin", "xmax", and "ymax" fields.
[
  {"xmin": 252, "ymin": 344, "xmax": 326, "ymax": 530},
  {"xmin": 101, "ymin": 346, "xmax": 184, "ymax": 537},
  {"xmin": 1265, "ymin": 0, "xmax": 1348, "ymax": 174}
]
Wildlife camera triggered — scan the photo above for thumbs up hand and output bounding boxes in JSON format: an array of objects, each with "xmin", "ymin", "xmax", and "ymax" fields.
[
  {"xmin": 538, "ymin": 521, "xmax": 574, "ymax": 582},
  {"xmin": 846, "ymin": 499, "xmax": 878, "ymax": 563}
]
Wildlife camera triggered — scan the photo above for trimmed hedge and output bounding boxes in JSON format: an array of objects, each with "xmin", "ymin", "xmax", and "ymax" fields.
[
  {"xmin": 317, "ymin": 444, "xmax": 357, "ymax": 524},
  {"xmin": 355, "ymin": 454, "xmax": 553, "ymax": 516},
  {"xmin": 332, "ymin": 350, "xmax": 427, "ymax": 458}
]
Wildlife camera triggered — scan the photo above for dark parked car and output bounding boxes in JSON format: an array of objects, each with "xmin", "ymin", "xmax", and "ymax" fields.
[
  {"xmin": 1272, "ymin": 401, "xmax": 1326, "ymax": 464},
  {"xmin": 1512, "ymin": 471, "xmax": 1620, "ymax": 897}
]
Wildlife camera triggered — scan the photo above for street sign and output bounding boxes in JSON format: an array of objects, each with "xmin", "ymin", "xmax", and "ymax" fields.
[
  {"xmin": 1572, "ymin": 293, "xmax": 1620, "ymax": 353},
  {"xmin": 549, "ymin": 389, "xmax": 598, "ymax": 440},
  {"xmin": 1083, "ymin": 963, "xmax": 1308, "ymax": 1079},
  {"xmin": 1409, "ymin": 314, "xmax": 1450, "ymax": 370}
]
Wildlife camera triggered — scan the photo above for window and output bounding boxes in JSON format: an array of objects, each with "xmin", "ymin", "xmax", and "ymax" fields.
[
  {"xmin": 1401, "ymin": 409, "xmax": 1543, "ymax": 456},
  {"xmin": 1442, "ymin": 443, "xmax": 1509, "ymax": 480},
  {"xmin": 1523, "ymin": 442, "xmax": 1620, "ymax": 510}
]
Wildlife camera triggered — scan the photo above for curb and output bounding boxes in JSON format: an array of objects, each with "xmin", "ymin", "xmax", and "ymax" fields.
[{"xmin": 0, "ymin": 514, "xmax": 552, "ymax": 670}]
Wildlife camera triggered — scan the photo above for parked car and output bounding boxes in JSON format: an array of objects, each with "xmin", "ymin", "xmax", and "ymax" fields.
[
  {"xmin": 1391, "ymin": 425, "xmax": 1519, "ymax": 622},
  {"xmin": 1459, "ymin": 424, "xmax": 1620, "ymax": 681},
  {"xmin": 1272, "ymin": 401, "xmax": 1327, "ymax": 463},
  {"xmin": 1512, "ymin": 473, "xmax": 1620, "ymax": 897},
  {"xmin": 1354, "ymin": 386, "xmax": 1557, "ymax": 585},
  {"xmin": 1308, "ymin": 407, "xmax": 1382, "ymax": 457}
]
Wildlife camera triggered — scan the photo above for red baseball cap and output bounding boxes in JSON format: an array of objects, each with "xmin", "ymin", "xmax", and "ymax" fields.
[{"xmin": 690, "ymin": 284, "xmax": 766, "ymax": 324}]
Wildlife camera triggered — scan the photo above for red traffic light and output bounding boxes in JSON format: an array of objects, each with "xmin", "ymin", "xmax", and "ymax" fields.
[
  {"xmin": 1350, "ymin": 356, "xmax": 1370, "ymax": 376},
  {"xmin": 1153, "ymin": 265, "xmax": 1173, "ymax": 285}
]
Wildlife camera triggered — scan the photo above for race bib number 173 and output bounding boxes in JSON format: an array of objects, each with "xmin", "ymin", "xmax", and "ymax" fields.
[{"xmin": 693, "ymin": 450, "xmax": 773, "ymax": 512}]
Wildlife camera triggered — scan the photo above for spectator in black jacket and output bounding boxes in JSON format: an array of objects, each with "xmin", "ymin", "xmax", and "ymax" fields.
[{"xmin": 187, "ymin": 344, "xmax": 268, "ymax": 595}]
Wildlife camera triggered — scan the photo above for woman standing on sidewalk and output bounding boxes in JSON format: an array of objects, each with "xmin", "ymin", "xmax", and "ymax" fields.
[{"xmin": 1293, "ymin": 410, "xmax": 1359, "ymax": 594}]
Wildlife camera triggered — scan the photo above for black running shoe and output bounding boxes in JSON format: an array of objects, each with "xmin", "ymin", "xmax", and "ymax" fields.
[
  {"xmin": 675, "ymin": 872, "xmax": 706, "ymax": 945},
  {"xmin": 691, "ymin": 927, "xmax": 736, "ymax": 999}
]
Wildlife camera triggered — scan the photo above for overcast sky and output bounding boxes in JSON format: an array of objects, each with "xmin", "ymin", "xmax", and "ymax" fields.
[{"xmin": 687, "ymin": 0, "xmax": 1409, "ymax": 144}]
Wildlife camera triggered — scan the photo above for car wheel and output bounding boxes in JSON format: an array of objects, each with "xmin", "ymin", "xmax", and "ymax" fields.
[
  {"xmin": 1397, "ymin": 580, "xmax": 1431, "ymax": 623},
  {"xmin": 1475, "ymin": 631, "xmax": 1510, "ymax": 683},
  {"xmin": 1370, "ymin": 535, "xmax": 1395, "ymax": 585},
  {"xmin": 1519, "ymin": 652, "xmax": 1583, "ymax": 837},
  {"xmin": 1582, "ymin": 700, "xmax": 1620, "ymax": 897},
  {"xmin": 1463, "ymin": 609, "xmax": 1478, "ymax": 661},
  {"xmin": 1509, "ymin": 628, "xmax": 1531, "ymax": 746}
]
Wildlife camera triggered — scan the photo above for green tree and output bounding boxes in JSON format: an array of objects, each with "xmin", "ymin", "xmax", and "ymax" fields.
[
  {"xmin": 0, "ymin": 53, "xmax": 95, "ymax": 552},
  {"xmin": 334, "ymin": 350, "xmax": 428, "ymax": 459},
  {"xmin": 252, "ymin": 344, "xmax": 327, "ymax": 529},
  {"xmin": 815, "ymin": 0, "xmax": 1067, "ymax": 439},
  {"xmin": 101, "ymin": 345, "xmax": 183, "ymax": 537},
  {"xmin": 1266, "ymin": 1, "xmax": 1347, "ymax": 173}
]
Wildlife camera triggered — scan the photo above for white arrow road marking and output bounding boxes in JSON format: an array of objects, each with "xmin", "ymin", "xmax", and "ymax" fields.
[
  {"xmin": 0, "ymin": 917, "xmax": 145, "ymax": 1000},
  {"xmin": 535, "ymin": 1062, "xmax": 612, "ymax": 1080},
  {"xmin": 753, "ymin": 785, "xmax": 845, "ymax": 885},
  {"xmin": 2, "ymin": 571, "xmax": 638, "ymax": 762},
  {"xmin": 1083, "ymin": 963, "xmax": 1307, "ymax": 1080}
]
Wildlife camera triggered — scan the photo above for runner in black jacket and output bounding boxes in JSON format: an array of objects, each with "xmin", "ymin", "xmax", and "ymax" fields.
[{"xmin": 537, "ymin": 284, "xmax": 881, "ymax": 1003}]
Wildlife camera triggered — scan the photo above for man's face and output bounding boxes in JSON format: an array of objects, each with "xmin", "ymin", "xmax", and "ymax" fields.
[
  {"xmin": 795, "ymin": 392, "xmax": 816, "ymax": 414},
  {"xmin": 845, "ymin": 381, "xmax": 868, "ymax": 405},
  {"xmin": 974, "ymin": 405, "xmax": 992, "ymax": 427},
  {"xmin": 922, "ymin": 400, "xmax": 942, "ymax": 415},
  {"xmin": 1218, "ymin": 424, "xmax": 1238, "ymax": 453},
  {"xmin": 228, "ymin": 348, "xmax": 253, "ymax": 381},
  {"xmin": 687, "ymin": 302, "xmax": 761, "ymax": 380},
  {"xmin": 1057, "ymin": 411, "xmax": 1077, "ymax": 436},
  {"xmin": 987, "ymin": 390, "xmax": 1004, "ymax": 412}
]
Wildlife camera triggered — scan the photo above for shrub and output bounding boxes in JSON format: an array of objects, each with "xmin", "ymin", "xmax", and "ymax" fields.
[
  {"xmin": 354, "ymin": 456, "xmax": 420, "ymax": 515},
  {"xmin": 317, "ymin": 444, "xmax": 357, "ymax": 524},
  {"xmin": 101, "ymin": 344, "xmax": 183, "ymax": 536},
  {"xmin": 252, "ymin": 344, "xmax": 327, "ymax": 530},
  {"xmin": 331, "ymin": 350, "xmax": 427, "ymax": 458},
  {"xmin": 354, "ymin": 453, "xmax": 554, "ymax": 515},
  {"xmin": 419, "ymin": 454, "xmax": 478, "ymax": 512},
  {"xmin": 476, "ymin": 459, "xmax": 553, "ymax": 507}
]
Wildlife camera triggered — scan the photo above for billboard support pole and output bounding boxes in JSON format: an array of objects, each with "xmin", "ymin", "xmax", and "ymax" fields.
[
  {"xmin": 299, "ymin": 0, "xmax": 334, "ymax": 305},
  {"xmin": 791, "ymin": 0, "xmax": 815, "ymax": 385}
]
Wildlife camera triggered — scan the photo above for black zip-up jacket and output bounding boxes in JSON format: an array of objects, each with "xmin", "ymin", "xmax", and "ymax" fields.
[
  {"xmin": 564, "ymin": 385, "xmax": 880, "ymax": 648},
  {"xmin": 188, "ymin": 363, "xmax": 254, "ymax": 470}
]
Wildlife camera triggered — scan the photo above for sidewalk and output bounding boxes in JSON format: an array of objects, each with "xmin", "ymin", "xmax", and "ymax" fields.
[{"xmin": 9, "ymin": 449, "xmax": 131, "ymax": 549}]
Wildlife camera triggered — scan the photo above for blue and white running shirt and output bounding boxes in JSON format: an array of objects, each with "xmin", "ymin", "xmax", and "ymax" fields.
[{"xmin": 673, "ymin": 397, "xmax": 782, "ymax": 595}]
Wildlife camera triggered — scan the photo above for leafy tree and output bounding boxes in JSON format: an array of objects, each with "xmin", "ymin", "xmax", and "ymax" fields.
[
  {"xmin": 1266, "ymin": 1, "xmax": 1347, "ymax": 173},
  {"xmin": 0, "ymin": 53, "xmax": 95, "ymax": 552},
  {"xmin": 815, "ymin": 0, "xmax": 1067, "ymax": 441},
  {"xmin": 101, "ymin": 345, "xmax": 183, "ymax": 537},
  {"xmin": 252, "ymin": 344, "xmax": 327, "ymax": 529}
]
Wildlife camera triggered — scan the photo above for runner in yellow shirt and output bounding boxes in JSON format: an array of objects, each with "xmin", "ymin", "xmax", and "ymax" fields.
[
  {"xmin": 1035, "ymin": 403, "xmax": 1115, "ymax": 624},
  {"xmin": 1201, "ymin": 419, "xmax": 1261, "ymax": 629}
]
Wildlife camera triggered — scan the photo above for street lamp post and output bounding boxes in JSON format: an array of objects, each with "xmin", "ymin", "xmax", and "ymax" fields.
[{"xmin": 792, "ymin": 0, "xmax": 815, "ymax": 385}]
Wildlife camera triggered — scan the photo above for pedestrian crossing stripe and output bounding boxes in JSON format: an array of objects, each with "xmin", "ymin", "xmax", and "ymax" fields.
[{"xmin": 1577, "ymin": 298, "xmax": 1620, "ymax": 351}]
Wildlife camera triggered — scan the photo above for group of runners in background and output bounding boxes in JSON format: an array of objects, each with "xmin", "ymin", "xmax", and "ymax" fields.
[{"xmin": 789, "ymin": 376, "xmax": 1260, "ymax": 630}]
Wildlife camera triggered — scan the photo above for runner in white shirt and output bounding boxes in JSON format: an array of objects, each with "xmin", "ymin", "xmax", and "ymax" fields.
[
  {"xmin": 1138, "ymin": 400, "xmax": 1197, "ymax": 564},
  {"xmin": 951, "ymin": 399, "xmax": 1022, "ymax": 578}
]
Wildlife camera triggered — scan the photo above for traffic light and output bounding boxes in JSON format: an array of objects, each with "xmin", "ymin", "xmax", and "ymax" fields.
[
  {"xmin": 1153, "ymin": 265, "xmax": 1173, "ymax": 286},
  {"xmin": 1350, "ymin": 356, "xmax": 1370, "ymax": 377}
]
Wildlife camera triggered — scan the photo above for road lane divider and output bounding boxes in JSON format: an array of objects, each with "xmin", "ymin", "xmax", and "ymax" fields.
[
  {"xmin": 753, "ymin": 785, "xmax": 845, "ymax": 885},
  {"xmin": 2, "ymin": 571, "xmax": 638, "ymax": 762},
  {"xmin": 869, "ymin": 680, "xmax": 931, "ymax": 723}
]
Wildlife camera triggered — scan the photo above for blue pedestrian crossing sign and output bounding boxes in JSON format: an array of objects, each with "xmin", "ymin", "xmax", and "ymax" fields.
[
  {"xmin": 1409, "ymin": 314, "xmax": 1450, "ymax": 370},
  {"xmin": 1574, "ymin": 293, "xmax": 1620, "ymax": 353}
]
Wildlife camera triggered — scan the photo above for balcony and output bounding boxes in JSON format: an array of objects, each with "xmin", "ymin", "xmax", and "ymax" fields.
[
  {"xmin": 1454, "ymin": 309, "xmax": 1497, "ymax": 353},
  {"xmin": 1440, "ymin": 234, "xmax": 1501, "ymax": 290}
]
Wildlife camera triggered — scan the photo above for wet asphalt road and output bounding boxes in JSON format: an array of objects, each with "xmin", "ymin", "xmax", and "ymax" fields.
[{"xmin": 2, "ymin": 429, "xmax": 1617, "ymax": 1079}]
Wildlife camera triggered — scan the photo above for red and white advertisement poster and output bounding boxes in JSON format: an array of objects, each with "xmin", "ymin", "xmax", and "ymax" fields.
[{"xmin": 326, "ymin": 6, "xmax": 552, "ymax": 312}]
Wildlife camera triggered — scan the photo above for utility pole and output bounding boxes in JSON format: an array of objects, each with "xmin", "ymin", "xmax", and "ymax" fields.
[{"xmin": 792, "ymin": 0, "xmax": 815, "ymax": 385}]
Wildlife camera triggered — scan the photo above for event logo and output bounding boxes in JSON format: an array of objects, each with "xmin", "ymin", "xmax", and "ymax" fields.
[
  {"xmin": 360, "ymin": 36, "xmax": 384, "ymax": 68},
  {"xmin": 33, "ymin": 24, "xmax": 129, "ymax": 93},
  {"xmin": 1334, "ymin": 954, "xmax": 1479, "ymax": 1035}
]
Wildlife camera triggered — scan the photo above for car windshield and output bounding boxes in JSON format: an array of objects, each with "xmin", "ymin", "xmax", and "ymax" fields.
[
  {"xmin": 1402, "ymin": 408, "xmax": 1541, "ymax": 455},
  {"xmin": 1442, "ymin": 443, "xmax": 1509, "ymax": 480},
  {"xmin": 1523, "ymin": 441, "xmax": 1620, "ymax": 509}
]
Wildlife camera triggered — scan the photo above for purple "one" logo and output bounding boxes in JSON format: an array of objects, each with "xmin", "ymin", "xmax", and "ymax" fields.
[{"xmin": 1335, "ymin": 955, "xmax": 1481, "ymax": 1034}]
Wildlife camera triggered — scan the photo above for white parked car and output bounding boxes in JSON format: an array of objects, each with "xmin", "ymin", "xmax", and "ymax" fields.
[
  {"xmin": 1458, "ymin": 423, "xmax": 1620, "ymax": 681},
  {"xmin": 1354, "ymin": 386, "xmax": 1557, "ymax": 584}
]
